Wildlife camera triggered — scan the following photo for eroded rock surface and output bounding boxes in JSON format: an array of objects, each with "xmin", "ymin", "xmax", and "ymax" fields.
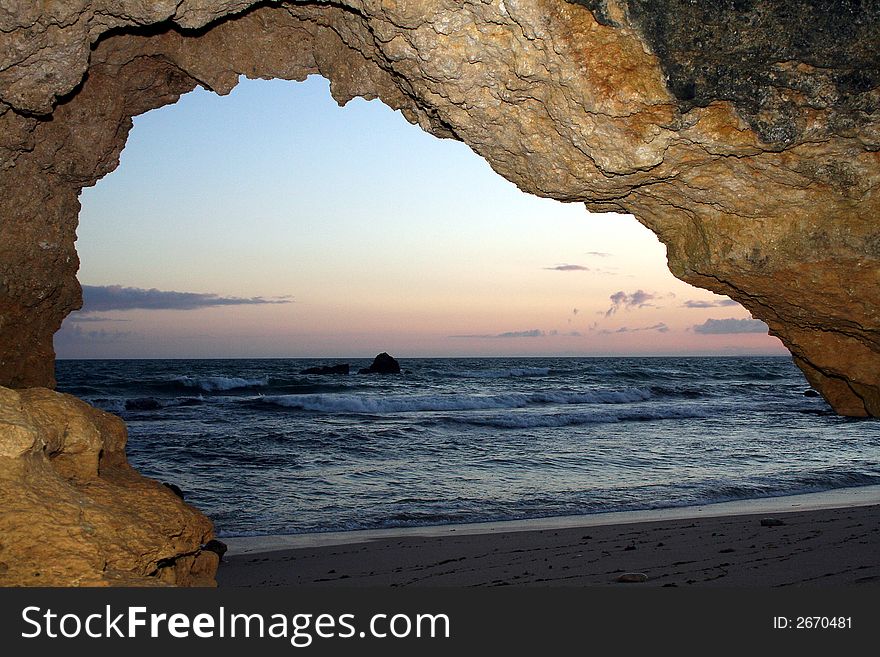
[
  {"xmin": 570, "ymin": 0, "xmax": 880, "ymax": 146},
  {"xmin": 0, "ymin": 386, "xmax": 217, "ymax": 586},
  {"xmin": 0, "ymin": 0, "xmax": 878, "ymax": 585}
]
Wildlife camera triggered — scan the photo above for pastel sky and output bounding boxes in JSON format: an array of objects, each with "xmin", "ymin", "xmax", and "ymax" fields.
[{"xmin": 59, "ymin": 76, "xmax": 786, "ymax": 359}]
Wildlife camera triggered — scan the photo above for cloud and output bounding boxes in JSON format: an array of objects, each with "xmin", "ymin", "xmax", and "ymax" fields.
[
  {"xmin": 65, "ymin": 315, "xmax": 131, "ymax": 323},
  {"xmin": 585, "ymin": 251, "xmax": 611, "ymax": 258},
  {"xmin": 544, "ymin": 264, "xmax": 590, "ymax": 271},
  {"xmin": 692, "ymin": 318, "xmax": 768, "ymax": 334},
  {"xmin": 642, "ymin": 323, "xmax": 670, "ymax": 333},
  {"xmin": 450, "ymin": 329, "xmax": 546, "ymax": 339},
  {"xmin": 599, "ymin": 322, "xmax": 669, "ymax": 335},
  {"xmin": 683, "ymin": 298, "xmax": 741, "ymax": 309},
  {"xmin": 605, "ymin": 289, "xmax": 657, "ymax": 317},
  {"xmin": 79, "ymin": 285, "xmax": 292, "ymax": 312},
  {"xmin": 55, "ymin": 323, "xmax": 135, "ymax": 344},
  {"xmin": 497, "ymin": 329, "xmax": 544, "ymax": 338}
]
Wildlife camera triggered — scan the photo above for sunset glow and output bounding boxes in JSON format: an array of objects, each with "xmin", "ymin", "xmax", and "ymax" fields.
[{"xmin": 62, "ymin": 76, "xmax": 786, "ymax": 359}]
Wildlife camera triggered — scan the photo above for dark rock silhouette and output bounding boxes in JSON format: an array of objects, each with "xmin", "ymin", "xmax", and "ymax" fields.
[
  {"xmin": 301, "ymin": 364, "xmax": 350, "ymax": 375},
  {"xmin": 358, "ymin": 353, "xmax": 401, "ymax": 374},
  {"xmin": 203, "ymin": 539, "xmax": 228, "ymax": 560}
]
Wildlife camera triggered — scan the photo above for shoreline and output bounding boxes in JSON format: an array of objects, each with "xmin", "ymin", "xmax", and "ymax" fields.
[
  {"xmin": 217, "ymin": 485, "xmax": 880, "ymax": 587},
  {"xmin": 221, "ymin": 484, "xmax": 880, "ymax": 554}
]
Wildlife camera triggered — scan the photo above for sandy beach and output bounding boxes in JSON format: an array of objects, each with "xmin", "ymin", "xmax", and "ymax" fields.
[{"xmin": 217, "ymin": 486, "xmax": 880, "ymax": 587}]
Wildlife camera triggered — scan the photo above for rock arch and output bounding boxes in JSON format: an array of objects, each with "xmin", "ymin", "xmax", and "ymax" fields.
[{"xmin": 0, "ymin": 0, "xmax": 878, "ymax": 585}]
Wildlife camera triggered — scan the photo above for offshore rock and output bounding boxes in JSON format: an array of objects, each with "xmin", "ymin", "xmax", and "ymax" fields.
[
  {"xmin": 0, "ymin": 387, "xmax": 217, "ymax": 586},
  {"xmin": 359, "ymin": 353, "xmax": 402, "ymax": 375}
]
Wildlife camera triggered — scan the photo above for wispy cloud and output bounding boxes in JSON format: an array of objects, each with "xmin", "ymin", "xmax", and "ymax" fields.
[
  {"xmin": 78, "ymin": 285, "xmax": 292, "ymax": 313},
  {"xmin": 496, "ymin": 329, "xmax": 544, "ymax": 338},
  {"xmin": 586, "ymin": 251, "xmax": 611, "ymax": 258},
  {"xmin": 692, "ymin": 318, "xmax": 768, "ymax": 334},
  {"xmin": 55, "ymin": 323, "xmax": 135, "ymax": 344},
  {"xmin": 605, "ymin": 289, "xmax": 656, "ymax": 317},
  {"xmin": 683, "ymin": 298, "xmax": 740, "ymax": 309},
  {"xmin": 64, "ymin": 315, "xmax": 131, "ymax": 323},
  {"xmin": 450, "ymin": 329, "xmax": 546, "ymax": 339},
  {"xmin": 599, "ymin": 322, "xmax": 669, "ymax": 335},
  {"xmin": 544, "ymin": 264, "xmax": 590, "ymax": 272}
]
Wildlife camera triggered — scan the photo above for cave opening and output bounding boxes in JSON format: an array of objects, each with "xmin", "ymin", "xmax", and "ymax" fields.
[{"xmin": 54, "ymin": 74, "xmax": 875, "ymax": 543}]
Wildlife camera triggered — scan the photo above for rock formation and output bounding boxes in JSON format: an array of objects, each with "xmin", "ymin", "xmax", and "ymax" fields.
[
  {"xmin": 0, "ymin": 387, "xmax": 216, "ymax": 586},
  {"xmin": 302, "ymin": 364, "xmax": 351, "ymax": 375},
  {"xmin": 0, "ymin": 0, "xmax": 878, "ymax": 585},
  {"xmin": 359, "ymin": 353, "xmax": 402, "ymax": 375}
]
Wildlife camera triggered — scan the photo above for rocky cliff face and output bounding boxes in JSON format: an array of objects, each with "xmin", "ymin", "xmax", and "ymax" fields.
[{"xmin": 0, "ymin": 0, "xmax": 878, "ymax": 585}]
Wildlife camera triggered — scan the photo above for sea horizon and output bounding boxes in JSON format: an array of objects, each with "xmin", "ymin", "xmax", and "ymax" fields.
[{"xmin": 56, "ymin": 352, "xmax": 793, "ymax": 361}]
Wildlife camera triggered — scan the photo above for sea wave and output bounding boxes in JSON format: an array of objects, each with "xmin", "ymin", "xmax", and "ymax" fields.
[
  {"xmin": 87, "ymin": 396, "xmax": 205, "ymax": 413},
  {"xmin": 256, "ymin": 388, "xmax": 652, "ymax": 414},
  {"xmin": 448, "ymin": 367, "xmax": 551, "ymax": 379},
  {"xmin": 87, "ymin": 398, "xmax": 126, "ymax": 414},
  {"xmin": 692, "ymin": 469, "xmax": 880, "ymax": 505},
  {"xmin": 174, "ymin": 375, "xmax": 268, "ymax": 392},
  {"xmin": 125, "ymin": 396, "xmax": 204, "ymax": 411},
  {"xmin": 446, "ymin": 406, "xmax": 709, "ymax": 429}
]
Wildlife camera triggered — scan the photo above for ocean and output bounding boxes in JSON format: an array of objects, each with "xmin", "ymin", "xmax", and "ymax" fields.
[{"xmin": 55, "ymin": 356, "xmax": 880, "ymax": 538}]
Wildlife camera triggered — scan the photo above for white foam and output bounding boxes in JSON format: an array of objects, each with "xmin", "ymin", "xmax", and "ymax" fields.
[
  {"xmin": 176, "ymin": 375, "xmax": 268, "ymax": 392},
  {"xmin": 259, "ymin": 388, "xmax": 652, "ymax": 414}
]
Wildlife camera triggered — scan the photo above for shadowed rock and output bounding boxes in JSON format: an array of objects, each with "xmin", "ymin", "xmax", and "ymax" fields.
[
  {"xmin": 358, "ymin": 353, "xmax": 402, "ymax": 375},
  {"xmin": 203, "ymin": 539, "xmax": 228, "ymax": 560}
]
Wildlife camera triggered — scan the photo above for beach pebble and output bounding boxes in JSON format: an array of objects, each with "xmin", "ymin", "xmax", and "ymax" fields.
[
  {"xmin": 760, "ymin": 517, "xmax": 785, "ymax": 527},
  {"xmin": 616, "ymin": 572, "xmax": 648, "ymax": 583}
]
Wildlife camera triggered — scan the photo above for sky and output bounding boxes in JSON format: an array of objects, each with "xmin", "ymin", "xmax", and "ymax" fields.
[{"xmin": 60, "ymin": 75, "xmax": 786, "ymax": 359}]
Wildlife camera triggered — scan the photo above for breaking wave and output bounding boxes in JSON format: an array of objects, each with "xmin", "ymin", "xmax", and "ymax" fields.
[
  {"xmin": 256, "ymin": 388, "xmax": 652, "ymax": 414},
  {"xmin": 174, "ymin": 375, "xmax": 268, "ymax": 392}
]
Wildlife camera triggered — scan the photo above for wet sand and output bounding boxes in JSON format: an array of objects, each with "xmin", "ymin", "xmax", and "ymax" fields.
[{"xmin": 217, "ymin": 487, "xmax": 880, "ymax": 587}]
